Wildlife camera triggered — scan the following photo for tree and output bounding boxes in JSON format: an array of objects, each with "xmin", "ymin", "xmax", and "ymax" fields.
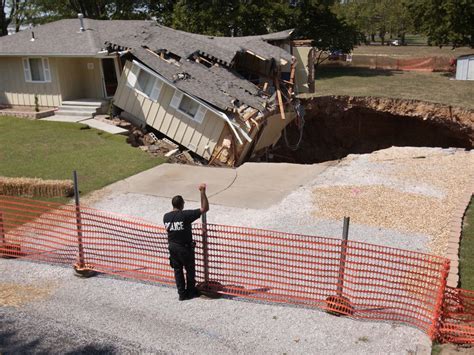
[
  {"xmin": 408, "ymin": 0, "xmax": 474, "ymax": 48},
  {"xmin": 333, "ymin": 0, "xmax": 414, "ymax": 45},
  {"xmin": 22, "ymin": 0, "xmax": 152, "ymax": 24},
  {"xmin": 1, "ymin": 0, "xmax": 14, "ymax": 36},
  {"xmin": 170, "ymin": 0, "xmax": 271, "ymax": 36}
]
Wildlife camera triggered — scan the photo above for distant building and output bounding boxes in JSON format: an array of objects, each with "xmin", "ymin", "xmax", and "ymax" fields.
[{"xmin": 456, "ymin": 54, "xmax": 474, "ymax": 80}]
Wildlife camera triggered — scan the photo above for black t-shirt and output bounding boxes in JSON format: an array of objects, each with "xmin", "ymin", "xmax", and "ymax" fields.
[{"xmin": 163, "ymin": 209, "xmax": 201, "ymax": 246}]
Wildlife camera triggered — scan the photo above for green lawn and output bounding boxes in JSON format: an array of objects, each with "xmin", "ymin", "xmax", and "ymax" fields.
[
  {"xmin": 352, "ymin": 45, "xmax": 473, "ymax": 58},
  {"xmin": 303, "ymin": 67, "xmax": 474, "ymax": 109},
  {"xmin": 0, "ymin": 116, "xmax": 164, "ymax": 200},
  {"xmin": 460, "ymin": 197, "xmax": 474, "ymax": 290}
]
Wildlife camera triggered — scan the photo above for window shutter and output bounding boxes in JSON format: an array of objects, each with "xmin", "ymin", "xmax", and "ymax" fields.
[
  {"xmin": 22, "ymin": 58, "xmax": 32, "ymax": 82},
  {"xmin": 127, "ymin": 64, "xmax": 139, "ymax": 88},
  {"xmin": 170, "ymin": 90, "xmax": 183, "ymax": 110},
  {"xmin": 42, "ymin": 58, "xmax": 51, "ymax": 82},
  {"xmin": 149, "ymin": 79, "xmax": 163, "ymax": 101},
  {"xmin": 194, "ymin": 105, "xmax": 206, "ymax": 124}
]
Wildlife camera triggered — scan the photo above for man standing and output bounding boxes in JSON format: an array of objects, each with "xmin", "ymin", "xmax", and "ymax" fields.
[{"xmin": 163, "ymin": 184, "xmax": 209, "ymax": 301}]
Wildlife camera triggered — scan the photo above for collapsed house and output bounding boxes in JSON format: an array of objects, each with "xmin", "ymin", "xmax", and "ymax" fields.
[
  {"xmin": 0, "ymin": 16, "xmax": 308, "ymax": 166},
  {"xmin": 107, "ymin": 24, "xmax": 303, "ymax": 166}
]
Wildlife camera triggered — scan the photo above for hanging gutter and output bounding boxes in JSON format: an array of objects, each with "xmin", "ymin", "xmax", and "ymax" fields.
[{"xmin": 131, "ymin": 59, "xmax": 250, "ymax": 145}]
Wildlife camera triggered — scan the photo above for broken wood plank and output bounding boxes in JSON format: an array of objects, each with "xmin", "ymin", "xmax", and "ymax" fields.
[
  {"xmin": 242, "ymin": 108, "xmax": 258, "ymax": 121},
  {"xmin": 274, "ymin": 74, "xmax": 286, "ymax": 120},
  {"xmin": 208, "ymin": 146, "xmax": 225, "ymax": 166},
  {"xmin": 288, "ymin": 57, "xmax": 296, "ymax": 95}
]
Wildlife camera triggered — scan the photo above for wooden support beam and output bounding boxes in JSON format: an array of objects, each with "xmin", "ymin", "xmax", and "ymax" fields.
[
  {"xmin": 274, "ymin": 74, "xmax": 286, "ymax": 120},
  {"xmin": 288, "ymin": 57, "xmax": 296, "ymax": 95}
]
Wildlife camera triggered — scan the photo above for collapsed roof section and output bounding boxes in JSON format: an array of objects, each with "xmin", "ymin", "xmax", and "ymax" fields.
[
  {"xmin": 130, "ymin": 47, "xmax": 267, "ymax": 111},
  {"xmin": 105, "ymin": 24, "xmax": 294, "ymax": 114},
  {"xmin": 105, "ymin": 23, "xmax": 293, "ymax": 67}
]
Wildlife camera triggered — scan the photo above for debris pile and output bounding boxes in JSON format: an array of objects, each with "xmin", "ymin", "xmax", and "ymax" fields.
[{"xmin": 100, "ymin": 115, "xmax": 199, "ymax": 165}]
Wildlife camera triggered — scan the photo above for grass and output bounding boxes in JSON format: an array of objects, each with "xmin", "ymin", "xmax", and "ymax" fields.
[
  {"xmin": 0, "ymin": 116, "xmax": 165, "ymax": 201},
  {"xmin": 460, "ymin": 197, "xmax": 474, "ymax": 290},
  {"xmin": 304, "ymin": 67, "xmax": 474, "ymax": 109},
  {"xmin": 431, "ymin": 342, "xmax": 442, "ymax": 355},
  {"xmin": 352, "ymin": 45, "xmax": 473, "ymax": 58}
]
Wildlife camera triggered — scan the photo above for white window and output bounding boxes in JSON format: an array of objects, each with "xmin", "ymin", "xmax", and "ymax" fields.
[
  {"xmin": 127, "ymin": 63, "xmax": 163, "ymax": 101},
  {"xmin": 23, "ymin": 58, "xmax": 51, "ymax": 83},
  {"xmin": 169, "ymin": 90, "xmax": 207, "ymax": 124},
  {"xmin": 178, "ymin": 95, "xmax": 199, "ymax": 118}
]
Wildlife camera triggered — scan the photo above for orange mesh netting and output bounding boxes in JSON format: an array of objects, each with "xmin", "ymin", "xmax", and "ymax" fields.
[
  {"xmin": 0, "ymin": 195, "xmax": 473, "ymax": 344},
  {"xmin": 438, "ymin": 287, "xmax": 474, "ymax": 344}
]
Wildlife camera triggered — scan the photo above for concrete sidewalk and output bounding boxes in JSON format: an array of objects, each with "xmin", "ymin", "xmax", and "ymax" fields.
[{"xmin": 95, "ymin": 162, "xmax": 336, "ymax": 209}]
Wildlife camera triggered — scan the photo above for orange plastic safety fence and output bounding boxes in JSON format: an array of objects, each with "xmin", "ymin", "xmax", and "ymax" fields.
[
  {"xmin": 438, "ymin": 287, "xmax": 474, "ymax": 344},
  {"xmin": 0, "ymin": 195, "xmax": 472, "ymax": 344},
  {"xmin": 200, "ymin": 223, "xmax": 449, "ymax": 339}
]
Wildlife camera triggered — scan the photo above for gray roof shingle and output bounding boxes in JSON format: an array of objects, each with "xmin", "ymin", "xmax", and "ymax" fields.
[
  {"xmin": 0, "ymin": 18, "xmax": 292, "ymax": 62},
  {"xmin": 132, "ymin": 47, "xmax": 267, "ymax": 111},
  {"xmin": 0, "ymin": 18, "xmax": 292, "ymax": 111}
]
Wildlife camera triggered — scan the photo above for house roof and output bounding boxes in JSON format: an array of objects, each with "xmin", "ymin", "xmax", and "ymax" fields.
[
  {"xmin": 457, "ymin": 54, "xmax": 474, "ymax": 59},
  {"xmin": 0, "ymin": 18, "xmax": 293, "ymax": 111},
  {"xmin": 132, "ymin": 47, "xmax": 267, "ymax": 111},
  {"xmin": 0, "ymin": 18, "xmax": 292, "ymax": 63}
]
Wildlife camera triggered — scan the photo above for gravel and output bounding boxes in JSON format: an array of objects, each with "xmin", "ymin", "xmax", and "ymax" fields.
[
  {"xmin": 1, "ymin": 259, "xmax": 430, "ymax": 354},
  {"xmin": 5, "ymin": 146, "xmax": 469, "ymax": 353},
  {"xmin": 311, "ymin": 147, "xmax": 474, "ymax": 255}
]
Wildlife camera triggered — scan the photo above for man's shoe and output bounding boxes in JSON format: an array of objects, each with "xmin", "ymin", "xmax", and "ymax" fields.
[
  {"xmin": 187, "ymin": 289, "xmax": 201, "ymax": 299},
  {"xmin": 178, "ymin": 294, "xmax": 188, "ymax": 301}
]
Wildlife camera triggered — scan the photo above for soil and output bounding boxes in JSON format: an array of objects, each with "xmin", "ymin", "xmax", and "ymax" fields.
[
  {"xmin": 270, "ymin": 96, "xmax": 474, "ymax": 164},
  {"xmin": 99, "ymin": 115, "xmax": 200, "ymax": 165}
]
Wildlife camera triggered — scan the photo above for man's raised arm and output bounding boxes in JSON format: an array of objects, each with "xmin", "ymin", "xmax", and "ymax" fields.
[{"xmin": 199, "ymin": 183, "xmax": 209, "ymax": 213}]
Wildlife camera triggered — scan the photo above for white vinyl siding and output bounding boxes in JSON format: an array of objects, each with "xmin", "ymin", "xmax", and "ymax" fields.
[
  {"xmin": 23, "ymin": 57, "xmax": 51, "ymax": 83},
  {"xmin": 127, "ymin": 63, "xmax": 163, "ymax": 101},
  {"xmin": 170, "ymin": 90, "xmax": 206, "ymax": 124},
  {"xmin": 113, "ymin": 61, "xmax": 224, "ymax": 160}
]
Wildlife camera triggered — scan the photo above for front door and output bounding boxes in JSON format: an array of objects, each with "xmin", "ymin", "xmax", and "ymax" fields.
[{"xmin": 101, "ymin": 58, "xmax": 118, "ymax": 97}]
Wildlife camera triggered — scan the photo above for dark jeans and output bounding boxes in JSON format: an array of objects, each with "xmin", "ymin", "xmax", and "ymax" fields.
[{"xmin": 168, "ymin": 243, "xmax": 196, "ymax": 296}]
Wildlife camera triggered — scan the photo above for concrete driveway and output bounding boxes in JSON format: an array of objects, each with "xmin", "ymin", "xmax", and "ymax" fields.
[{"xmin": 95, "ymin": 162, "xmax": 336, "ymax": 209}]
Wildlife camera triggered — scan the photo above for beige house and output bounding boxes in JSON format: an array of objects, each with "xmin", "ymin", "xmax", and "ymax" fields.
[
  {"xmin": 107, "ymin": 25, "xmax": 302, "ymax": 166},
  {"xmin": 0, "ymin": 19, "xmax": 139, "ymax": 107},
  {"xmin": 0, "ymin": 17, "xmax": 307, "ymax": 166}
]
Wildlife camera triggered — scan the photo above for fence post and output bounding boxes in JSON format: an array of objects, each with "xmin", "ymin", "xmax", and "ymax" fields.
[
  {"xmin": 429, "ymin": 259, "xmax": 450, "ymax": 341},
  {"xmin": 0, "ymin": 210, "xmax": 6, "ymax": 256},
  {"xmin": 0, "ymin": 210, "xmax": 5, "ymax": 247},
  {"xmin": 201, "ymin": 212, "xmax": 209, "ymax": 286},
  {"xmin": 326, "ymin": 216, "xmax": 354, "ymax": 316},
  {"xmin": 337, "ymin": 216, "xmax": 350, "ymax": 297},
  {"xmin": 73, "ymin": 170, "xmax": 86, "ymax": 269}
]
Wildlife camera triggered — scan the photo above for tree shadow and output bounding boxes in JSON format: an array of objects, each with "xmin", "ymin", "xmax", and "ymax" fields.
[
  {"xmin": 1, "ymin": 320, "xmax": 41, "ymax": 354},
  {"xmin": 0, "ymin": 317, "xmax": 118, "ymax": 354},
  {"xmin": 316, "ymin": 66, "xmax": 397, "ymax": 79}
]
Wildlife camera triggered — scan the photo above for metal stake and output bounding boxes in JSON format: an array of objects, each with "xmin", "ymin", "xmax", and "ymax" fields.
[
  {"xmin": 0, "ymin": 210, "xmax": 5, "ymax": 246},
  {"xmin": 201, "ymin": 212, "xmax": 209, "ymax": 286},
  {"xmin": 337, "ymin": 217, "xmax": 350, "ymax": 297},
  {"xmin": 73, "ymin": 171, "xmax": 85, "ymax": 268}
]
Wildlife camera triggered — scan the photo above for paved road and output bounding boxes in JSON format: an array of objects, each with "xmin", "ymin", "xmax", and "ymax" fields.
[{"xmin": 87, "ymin": 162, "xmax": 336, "ymax": 209}]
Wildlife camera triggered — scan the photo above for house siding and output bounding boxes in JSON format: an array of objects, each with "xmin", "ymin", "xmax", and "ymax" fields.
[
  {"xmin": 56, "ymin": 58, "xmax": 104, "ymax": 100},
  {"xmin": 0, "ymin": 56, "xmax": 61, "ymax": 107},
  {"xmin": 292, "ymin": 46, "xmax": 311, "ymax": 94},
  {"xmin": 0, "ymin": 56, "xmax": 106, "ymax": 107},
  {"xmin": 114, "ymin": 61, "xmax": 225, "ymax": 159}
]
